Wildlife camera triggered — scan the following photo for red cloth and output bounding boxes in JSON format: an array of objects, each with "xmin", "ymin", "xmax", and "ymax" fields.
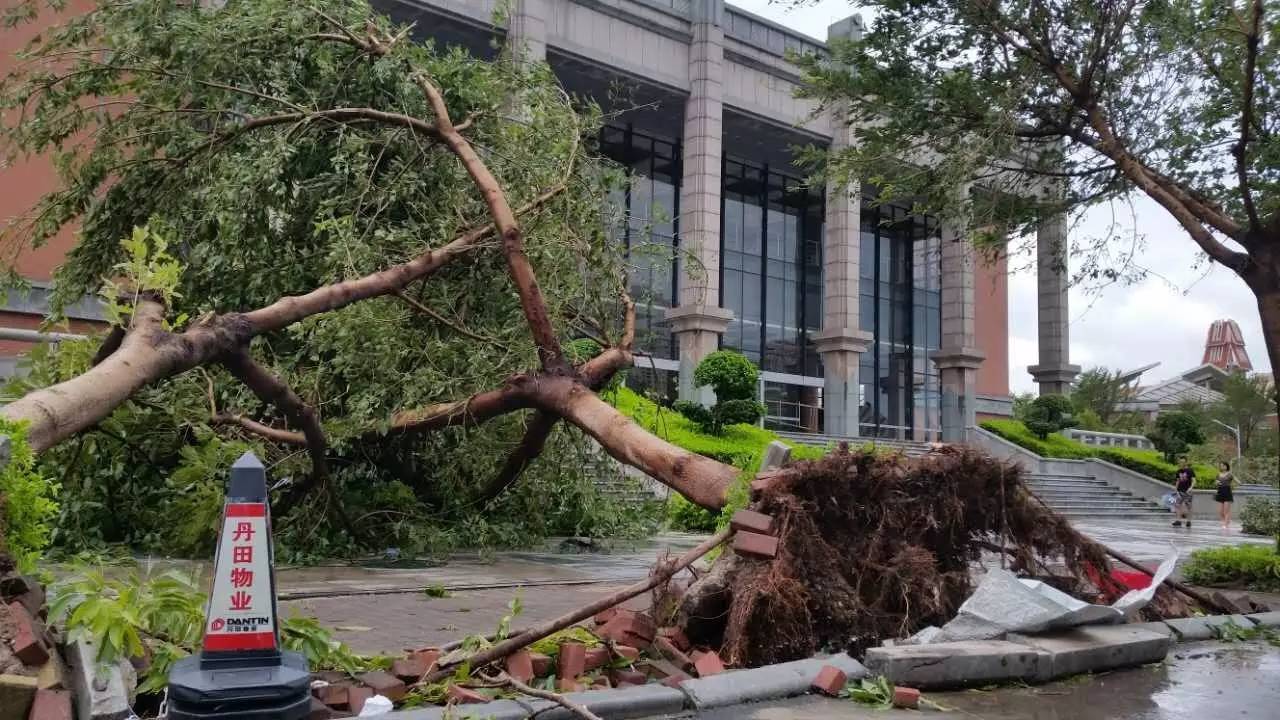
[{"xmin": 1110, "ymin": 570, "xmax": 1153, "ymax": 590}]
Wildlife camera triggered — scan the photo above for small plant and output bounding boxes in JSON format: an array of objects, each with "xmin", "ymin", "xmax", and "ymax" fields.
[
  {"xmin": 1240, "ymin": 497, "xmax": 1280, "ymax": 536},
  {"xmin": 665, "ymin": 493, "xmax": 720, "ymax": 532},
  {"xmin": 0, "ymin": 419, "xmax": 57, "ymax": 572},
  {"xmin": 423, "ymin": 583, "xmax": 452, "ymax": 598},
  {"xmin": 1181, "ymin": 543, "xmax": 1280, "ymax": 592},
  {"xmin": 674, "ymin": 351, "xmax": 765, "ymax": 435},
  {"xmin": 844, "ymin": 675, "xmax": 894, "ymax": 708},
  {"xmin": 1024, "ymin": 394, "xmax": 1076, "ymax": 439},
  {"xmin": 1212, "ymin": 619, "xmax": 1280, "ymax": 646},
  {"xmin": 280, "ymin": 616, "xmax": 381, "ymax": 675}
]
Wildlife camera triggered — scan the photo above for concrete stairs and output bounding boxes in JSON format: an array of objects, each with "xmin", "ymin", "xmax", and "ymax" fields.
[
  {"xmin": 1023, "ymin": 471, "xmax": 1168, "ymax": 519},
  {"xmin": 772, "ymin": 430, "xmax": 935, "ymax": 458}
]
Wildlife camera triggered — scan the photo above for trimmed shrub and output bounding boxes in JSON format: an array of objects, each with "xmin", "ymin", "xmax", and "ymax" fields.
[
  {"xmin": 980, "ymin": 419, "xmax": 1094, "ymax": 459},
  {"xmin": 1240, "ymin": 497, "xmax": 1280, "ymax": 536},
  {"xmin": 1024, "ymin": 394, "xmax": 1076, "ymax": 439},
  {"xmin": 1148, "ymin": 411, "xmax": 1206, "ymax": 463},
  {"xmin": 1181, "ymin": 544, "xmax": 1280, "ymax": 592},
  {"xmin": 677, "ymin": 350, "xmax": 765, "ymax": 435}
]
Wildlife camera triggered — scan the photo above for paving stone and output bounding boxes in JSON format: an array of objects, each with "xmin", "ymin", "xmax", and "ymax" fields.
[
  {"xmin": 505, "ymin": 650, "xmax": 534, "ymax": 683},
  {"xmin": 1163, "ymin": 614, "xmax": 1257, "ymax": 641},
  {"xmin": 729, "ymin": 510, "xmax": 774, "ymax": 536},
  {"xmin": 358, "ymin": 671, "xmax": 406, "ymax": 702},
  {"xmin": 732, "ymin": 531, "xmax": 779, "ymax": 560},
  {"xmin": 892, "ymin": 686, "xmax": 920, "ymax": 709},
  {"xmin": 1211, "ymin": 591, "xmax": 1256, "ymax": 615},
  {"xmin": 810, "ymin": 666, "xmax": 846, "ymax": 697},
  {"xmin": 346, "ymin": 686, "xmax": 374, "ymax": 715},
  {"xmin": 863, "ymin": 641, "xmax": 1052, "ymax": 689},
  {"xmin": 0, "ymin": 674, "xmax": 37, "ymax": 720},
  {"xmin": 557, "ymin": 642, "xmax": 586, "ymax": 679},
  {"xmin": 679, "ymin": 653, "xmax": 868, "ymax": 710},
  {"xmin": 692, "ymin": 650, "xmax": 725, "ymax": 677},
  {"xmin": 1007, "ymin": 625, "xmax": 1171, "ymax": 678}
]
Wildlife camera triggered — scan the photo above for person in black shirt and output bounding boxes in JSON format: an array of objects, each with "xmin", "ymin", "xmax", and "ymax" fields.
[{"xmin": 1171, "ymin": 458, "xmax": 1195, "ymax": 528}]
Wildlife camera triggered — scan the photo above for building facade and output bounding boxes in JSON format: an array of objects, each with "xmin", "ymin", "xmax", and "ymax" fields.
[{"xmin": 0, "ymin": 0, "xmax": 1080, "ymax": 440}]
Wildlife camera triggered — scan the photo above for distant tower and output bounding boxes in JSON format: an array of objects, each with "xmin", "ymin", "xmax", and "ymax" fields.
[{"xmin": 1202, "ymin": 319, "xmax": 1252, "ymax": 371}]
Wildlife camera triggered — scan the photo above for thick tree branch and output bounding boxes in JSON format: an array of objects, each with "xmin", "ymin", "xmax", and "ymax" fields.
[
  {"xmin": 220, "ymin": 350, "xmax": 331, "ymax": 486},
  {"xmin": 477, "ymin": 411, "xmax": 559, "ymax": 505},
  {"xmin": 1235, "ymin": 0, "xmax": 1263, "ymax": 232},
  {"xmin": 91, "ymin": 325, "xmax": 125, "ymax": 366}
]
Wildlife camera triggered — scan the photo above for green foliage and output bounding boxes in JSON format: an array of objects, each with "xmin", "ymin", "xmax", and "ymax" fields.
[
  {"xmin": 0, "ymin": 420, "xmax": 57, "ymax": 572},
  {"xmin": 677, "ymin": 351, "xmax": 764, "ymax": 435},
  {"xmin": 0, "ymin": 0, "xmax": 650, "ymax": 559},
  {"xmin": 1213, "ymin": 371, "xmax": 1275, "ymax": 454},
  {"xmin": 844, "ymin": 675, "xmax": 894, "ymax": 708},
  {"xmin": 49, "ymin": 570, "xmax": 206, "ymax": 694},
  {"xmin": 1070, "ymin": 368, "xmax": 1136, "ymax": 431},
  {"xmin": 1240, "ymin": 497, "xmax": 1280, "ymax": 536},
  {"xmin": 281, "ymin": 616, "xmax": 382, "ymax": 675},
  {"xmin": 1211, "ymin": 619, "xmax": 1280, "ymax": 646},
  {"xmin": 1024, "ymin": 394, "xmax": 1076, "ymax": 439},
  {"xmin": 423, "ymin": 583, "xmax": 452, "ymax": 598},
  {"xmin": 1149, "ymin": 411, "xmax": 1207, "ymax": 463},
  {"xmin": 980, "ymin": 419, "xmax": 1215, "ymax": 487},
  {"xmin": 1182, "ymin": 544, "xmax": 1280, "ymax": 592},
  {"xmin": 665, "ymin": 493, "xmax": 719, "ymax": 532}
]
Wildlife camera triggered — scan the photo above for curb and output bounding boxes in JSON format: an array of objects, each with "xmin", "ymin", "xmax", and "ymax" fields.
[{"xmin": 378, "ymin": 612, "xmax": 1280, "ymax": 719}]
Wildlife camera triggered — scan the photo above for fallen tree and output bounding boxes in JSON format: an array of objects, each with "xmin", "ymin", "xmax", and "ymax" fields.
[{"xmin": 0, "ymin": 0, "xmax": 737, "ymax": 559}]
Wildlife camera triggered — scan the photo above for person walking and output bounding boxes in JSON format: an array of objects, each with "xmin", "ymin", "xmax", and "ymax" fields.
[
  {"xmin": 1214, "ymin": 460, "xmax": 1236, "ymax": 531},
  {"xmin": 1172, "ymin": 458, "xmax": 1196, "ymax": 528}
]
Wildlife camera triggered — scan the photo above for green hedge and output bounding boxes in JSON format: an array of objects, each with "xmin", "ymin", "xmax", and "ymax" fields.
[
  {"xmin": 1181, "ymin": 544, "xmax": 1280, "ymax": 592},
  {"xmin": 980, "ymin": 419, "xmax": 1216, "ymax": 488},
  {"xmin": 1241, "ymin": 497, "xmax": 1280, "ymax": 536}
]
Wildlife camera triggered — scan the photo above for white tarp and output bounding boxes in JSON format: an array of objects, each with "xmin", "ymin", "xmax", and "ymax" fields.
[{"xmin": 908, "ymin": 547, "xmax": 1177, "ymax": 644}]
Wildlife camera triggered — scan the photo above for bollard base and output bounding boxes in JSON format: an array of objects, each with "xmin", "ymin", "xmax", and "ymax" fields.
[{"xmin": 167, "ymin": 651, "xmax": 311, "ymax": 720}]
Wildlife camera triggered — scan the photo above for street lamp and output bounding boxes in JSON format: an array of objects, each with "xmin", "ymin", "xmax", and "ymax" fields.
[{"xmin": 1210, "ymin": 419, "xmax": 1242, "ymax": 467}]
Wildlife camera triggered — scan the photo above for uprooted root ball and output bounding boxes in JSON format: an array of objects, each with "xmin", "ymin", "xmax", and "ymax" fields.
[{"xmin": 678, "ymin": 445, "xmax": 1178, "ymax": 666}]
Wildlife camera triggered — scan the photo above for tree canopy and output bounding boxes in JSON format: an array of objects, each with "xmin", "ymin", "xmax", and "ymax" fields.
[{"xmin": 0, "ymin": 0, "xmax": 736, "ymax": 560}]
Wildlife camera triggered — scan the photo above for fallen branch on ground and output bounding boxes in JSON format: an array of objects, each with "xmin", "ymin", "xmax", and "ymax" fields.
[
  {"xmin": 420, "ymin": 528, "xmax": 733, "ymax": 685},
  {"xmin": 481, "ymin": 671, "xmax": 602, "ymax": 720}
]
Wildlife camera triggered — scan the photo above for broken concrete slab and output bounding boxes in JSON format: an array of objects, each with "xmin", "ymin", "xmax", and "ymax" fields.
[
  {"xmin": 863, "ymin": 641, "xmax": 1051, "ymax": 689},
  {"xmin": 64, "ymin": 637, "xmax": 133, "ymax": 720},
  {"xmin": 1162, "ymin": 614, "xmax": 1258, "ymax": 641},
  {"xmin": 678, "ymin": 653, "xmax": 868, "ymax": 710},
  {"xmin": 1007, "ymin": 625, "xmax": 1171, "ymax": 679},
  {"xmin": 1248, "ymin": 611, "xmax": 1280, "ymax": 628},
  {"xmin": 761, "ymin": 441, "xmax": 792, "ymax": 471}
]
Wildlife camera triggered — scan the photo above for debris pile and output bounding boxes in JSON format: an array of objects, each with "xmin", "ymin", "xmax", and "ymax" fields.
[
  {"xmin": 0, "ymin": 565, "xmax": 69, "ymax": 720},
  {"xmin": 676, "ymin": 445, "xmax": 1192, "ymax": 666}
]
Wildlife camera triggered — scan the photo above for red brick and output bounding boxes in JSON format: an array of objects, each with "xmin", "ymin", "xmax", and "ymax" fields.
[
  {"xmin": 506, "ymin": 650, "xmax": 535, "ymax": 683},
  {"xmin": 653, "ymin": 637, "xmax": 693, "ymax": 672},
  {"xmin": 557, "ymin": 678, "xmax": 582, "ymax": 693},
  {"xmin": 692, "ymin": 650, "xmax": 725, "ymax": 677},
  {"xmin": 557, "ymin": 642, "xmax": 586, "ymax": 679},
  {"xmin": 584, "ymin": 647, "xmax": 610, "ymax": 673},
  {"xmin": 6, "ymin": 603, "xmax": 49, "ymax": 666},
  {"xmin": 658, "ymin": 627, "xmax": 690, "ymax": 652},
  {"xmin": 612, "ymin": 645, "xmax": 640, "ymax": 662},
  {"xmin": 446, "ymin": 685, "xmax": 487, "ymax": 704},
  {"xmin": 308, "ymin": 697, "xmax": 332, "ymax": 720},
  {"xmin": 732, "ymin": 531, "xmax": 779, "ymax": 560},
  {"xmin": 26, "ymin": 689, "xmax": 70, "ymax": 720},
  {"xmin": 390, "ymin": 656, "xmax": 427, "ymax": 682},
  {"xmin": 593, "ymin": 607, "xmax": 618, "ymax": 625},
  {"xmin": 345, "ymin": 687, "xmax": 374, "ymax": 715},
  {"xmin": 312, "ymin": 682, "xmax": 350, "ymax": 708},
  {"xmin": 810, "ymin": 666, "xmax": 847, "ymax": 697},
  {"xmin": 599, "ymin": 612, "xmax": 656, "ymax": 648},
  {"xmin": 529, "ymin": 652, "xmax": 552, "ymax": 678},
  {"xmin": 892, "ymin": 686, "xmax": 920, "ymax": 709},
  {"xmin": 411, "ymin": 648, "xmax": 440, "ymax": 672},
  {"xmin": 730, "ymin": 509, "xmax": 775, "ymax": 536},
  {"xmin": 610, "ymin": 669, "xmax": 648, "ymax": 687},
  {"xmin": 357, "ymin": 671, "xmax": 405, "ymax": 702}
]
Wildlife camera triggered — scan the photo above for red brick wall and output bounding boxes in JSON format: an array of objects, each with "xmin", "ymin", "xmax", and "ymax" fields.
[{"xmin": 974, "ymin": 252, "xmax": 1009, "ymax": 397}]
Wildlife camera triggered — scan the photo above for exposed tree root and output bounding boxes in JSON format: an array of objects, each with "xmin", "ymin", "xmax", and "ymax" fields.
[{"xmin": 680, "ymin": 445, "xmax": 1194, "ymax": 667}]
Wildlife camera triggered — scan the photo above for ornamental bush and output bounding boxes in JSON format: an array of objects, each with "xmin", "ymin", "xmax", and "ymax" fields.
[
  {"xmin": 1024, "ymin": 394, "xmax": 1076, "ymax": 439},
  {"xmin": 1181, "ymin": 544, "xmax": 1280, "ymax": 592},
  {"xmin": 676, "ymin": 351, "xmax": 765, "ymax": 435},
  {"xmin": 1240, "ymin": 497, "xmax": 1280, "ymax": 537}
]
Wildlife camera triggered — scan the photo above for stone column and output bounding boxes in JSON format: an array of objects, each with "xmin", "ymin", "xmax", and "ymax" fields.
[
  {"xmin": 1027, "ymin": 213, "xmax": 1080, "ymax": 394},
  {"xmin": 932, "ymin": 212, "xmax": 985, "ymax": 443},
  {"xmin": 507, "ymin": 0, "xmax": 547, "ymax": 65},
  {"xmin": 666, "ymin": 0, "xmax": 731, "ymax": 405},
  {"xmin": 813, "ymin": 14, "xmax": 872, "ymax": 439}
]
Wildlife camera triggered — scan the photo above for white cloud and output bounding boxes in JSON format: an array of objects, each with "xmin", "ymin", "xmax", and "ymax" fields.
[{"xmin": 736, "ymin": 1, "xmax": 1272, "ymax": 395}]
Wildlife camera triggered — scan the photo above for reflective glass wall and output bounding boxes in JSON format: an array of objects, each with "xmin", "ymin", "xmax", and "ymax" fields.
[{"xmin": 858, "ymin": 205, "xmax": 942, "ymax": 440}]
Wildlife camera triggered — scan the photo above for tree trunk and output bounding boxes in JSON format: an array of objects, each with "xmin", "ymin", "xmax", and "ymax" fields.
[{"xmin": 528, "ymin": 377, "xmax": 736, "ymax": 510}]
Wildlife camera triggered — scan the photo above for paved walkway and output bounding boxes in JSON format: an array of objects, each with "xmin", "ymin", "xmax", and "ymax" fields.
[{"xmin": 272, "ymin": 521, "xmax": 1274, "ymax": 654}]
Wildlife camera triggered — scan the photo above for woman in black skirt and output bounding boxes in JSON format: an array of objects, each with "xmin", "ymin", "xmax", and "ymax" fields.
[{"xmin": 1214, "ymin": 461, "xmax": 1235, "ymax": 530}]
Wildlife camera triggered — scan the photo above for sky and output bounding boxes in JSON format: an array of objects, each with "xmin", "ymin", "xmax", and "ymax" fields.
[{"xmin": 733, "ymin": 0, "xmax": 1272, "ymax": 394}]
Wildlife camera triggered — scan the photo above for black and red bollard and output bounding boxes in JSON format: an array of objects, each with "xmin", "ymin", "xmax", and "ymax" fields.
[{"xmin": 167, "ymin": 452, "xmax": 311, "ymax": 720}]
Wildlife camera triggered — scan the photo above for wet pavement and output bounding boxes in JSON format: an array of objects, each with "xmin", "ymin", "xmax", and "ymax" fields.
[
  {"xmin": 664, "ymin": 640, "xmax": 1280, "ymax": 719},
  {"xmin": 1070, "ymin": 518, "xmax": 1272, "ymax": 564}
]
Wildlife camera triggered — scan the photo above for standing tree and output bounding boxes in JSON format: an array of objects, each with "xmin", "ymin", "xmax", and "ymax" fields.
[
  {"xmin": 1071, "ymin": 367, "xmax": 1135, "ymax": 430},
  {"xmin": 796, "ymin": 1, "xmax": 1280, "ymax": 409},
  {"xmin": 0, "ymin": 0, "xmax": 739, "ymax": 561},
  {"xmin": 1213, "ymin": 370, "xmax": 1275, "ymax": 453}
]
